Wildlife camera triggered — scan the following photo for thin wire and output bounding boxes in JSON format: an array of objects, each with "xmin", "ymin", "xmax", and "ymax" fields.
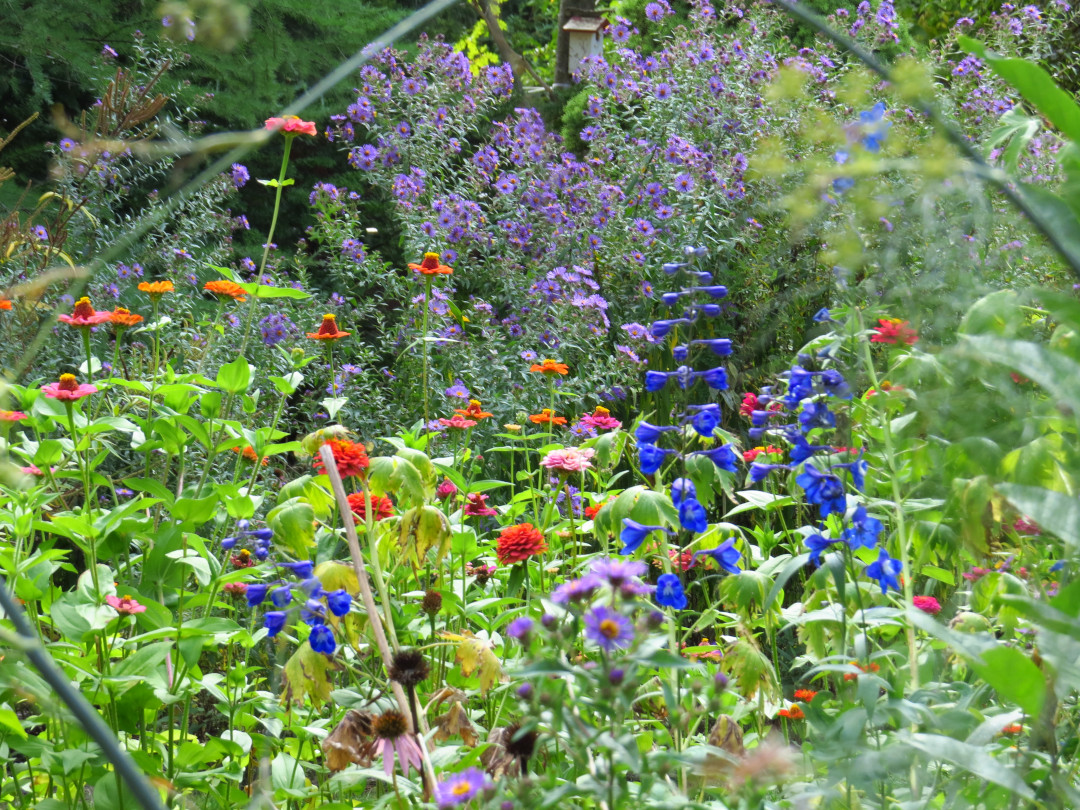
[
  {"xmin": 770, "ymin": 0, "xmax": 1080, "ymax": 282},
  {"xmin": 13, "ymin": 0, "xmax": 462, "ymax": 379}
]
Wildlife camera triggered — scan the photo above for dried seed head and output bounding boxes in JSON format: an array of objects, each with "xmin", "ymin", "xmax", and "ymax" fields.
[
  {"xmin": 389, "ymin": 649, "xmax": 430, "ymax": 689},
  {"xmin": 422, "ymin": 589, "xmax": 443, "ymax": 616}
]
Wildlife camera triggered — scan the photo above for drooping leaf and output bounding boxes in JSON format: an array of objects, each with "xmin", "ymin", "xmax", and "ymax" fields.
[
  {"xmin": 266, "ymin": 498, "xmax": 316, "ymax": 558},
  {"xmin": 398, "ymin": 505, "xmax": 451, "ymax": 569},
  {"xmin": 281, "ymin": 641, "xmax": 338, "ymax": 706},
  {"xmin": 440, "ymin": 630, "xmax": 506, "ymax": 693}
]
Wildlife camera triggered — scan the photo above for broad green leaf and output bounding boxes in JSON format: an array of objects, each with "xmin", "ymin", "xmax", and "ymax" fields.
[
  {"xmin": 970, "ymin": 645, "xmax": 1045, "ymax": 719},
  {"xmin": 961, "ymin": 335, "xmax": 1080, "ymax": 422},
  {"xmin": 903, "ymin": 732, "xmax": 1034, "ymax": 799},
  {"xmin": 266, "ymin": 497, "xmax": 316, "ymax": 557},
  {"xmin": 278, "ymin": 475, "xmax": 336, "ymax": 519},
  {"xmin": 367, "ymin": 455, "xmax": 426, "ymax": 505},
  {"xmin": 281, "ymin": 642, "xmax": 337, "ymax": 706},
  {"xmin": 996, "ymin": 483, "xmax": 1080, "ymax": 551},
  {"xmin": 216, "ymin": 355, "xmax": 252, "ymax": 394}
]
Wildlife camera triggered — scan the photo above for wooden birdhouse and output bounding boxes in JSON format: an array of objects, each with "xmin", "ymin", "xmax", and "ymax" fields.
[{"xmin": 563, "ymin": 16, "xmax": 608, "ymax": 76}]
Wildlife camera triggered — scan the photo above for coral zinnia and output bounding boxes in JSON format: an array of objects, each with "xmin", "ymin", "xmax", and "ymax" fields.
[
  {"xmin": 454, "ymin": 400, "xmax": 493, "ymax": 420},
  {"xmin": 793, "ymin": 689, "xmax": 817, "ymax": 701},
  {"xmin": 346, "ymin": 492, "xmax": 395, "ymax": 522},
  {"xmin": 110, "ymin": 307, "xmax": 144, "ymax": 328},
  {"xmin": 439, "ymin": 415, "xmax": 477, "ymax": 430},
  {"xmin": 529, "ymin": 409, "xmax": 567, "ymax": 425},
  {"xmin": 540, "ymin": 447, "xmax": 595, "ymax": 473},
  {"xmin": 204, "ymin": 280, "xmax": 247, "ymax": 301},
  {"xmin": 307, "ymin": 313, "xmax": 350, "ymax": 341},
  {"xmin": 58, "ymin": 297, "xmax": 112, "ymax": 327},
  {"xmin": 0, "ymin": 410, "xmax": 27, "ymax": 421},
  {"xmin": 313, "ymin": 438, "xmax": 370, "ymax": 478},
  {"xmin": 870, "ymin": 317, "xmax": 918, "ymax": 345},
  {"xmin": 777, "ymin": 705, "xmax": 805, "ymax": 720},
  {"xmin": 530, "ymin": 358, "xmax": 569, "ymax": 375},
  {"xmin": 106, "ymin": 594, "xmax": 147, "ymax": 615},
  {"xmin": 408, "ymin": 251, "xmax": 453, "ymax": 275},
  {"xmin": 265, "ymin": 115, "xmax": 318, "ymax": 136},
  {"xmin": 496, "ymin": 523, "xmax": 547, "ymax": 565},
  {"xmin": 0, "ymin": 299, "xmax": 11, "ymax": 310},
  {"xmin": 42, "ymin": 374, "xmax": 98, "ymax": 401}
]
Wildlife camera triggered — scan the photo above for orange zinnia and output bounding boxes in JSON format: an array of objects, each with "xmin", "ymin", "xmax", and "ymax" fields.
[
  {"xmin": 313, "ymin": 438, "xmax": 369, "ymax": 478},
  {"xmin": 529, "ymin": 409, "xmax": 567, "ymax": 425},
  {"xmin": 778, "ymin": 705, "xmax": 805, "ymax": 720},
  {"xmin": 232, "ymin": 445, "xmax": 268, "ymax": 465},
  {"xmin": 530, "ymin": 358, "xmax": 569, "ymax": 375},
  {"xmin": 453, "ymin": 400, "xmax": 493, "ymax": 420},
  {"xmin": 496, "ymin": 523, "xmax": 548, "ymax": 565},
  {"xmin": 204, "ymin": 280, "xmax": 247, "ymax": 301},
  {"xmin": 794, "ymin": 689, "xmax": 817, "ymax": 701},
  {"xmin": 306, "ymin": 313, "xmax": 351, "ymax": 341},
  {"xmin": 111, "ymin": 307, "xmax": 144, "ymax": 328},
  {"xmin": 0, "ymin": 299, "xmax": 11, "ymax": 310},
  {"xmin": 138, "ymin": 280, "xmax": 174, "ymax": 298},
  {"xmin": 408, "ymin": 252, "xmax": 453, "ymax": 275}
]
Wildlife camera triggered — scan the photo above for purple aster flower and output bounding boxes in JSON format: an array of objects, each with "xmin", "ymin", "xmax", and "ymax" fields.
[
  {"xmin": 434, "ymin": 767, "xmax": 491, "ymax": 808},
  {"xmin": 506, "ymin": 616, "xmax": 534, "ymax": 641},
  {"xmin": 551, "ymin": 574, "xmax": 603, "ymax": 604},
  {"xmin": 584, "ymin": 606, "xmax": 635, "ymax": 652},
  {"xmin": 231, "ymin": 163, "xmax": 249, "ymax": 188},
  {"xmin": 445, "ymin": 379, "xmax": 470, "ymax": 399},
  {"xmin": 60, "ymin": 138, "xmax": 77, "ymax": 152},
  {"xmin": 590, "ymin": 557, "xmax": 648, "ymax": 587}
]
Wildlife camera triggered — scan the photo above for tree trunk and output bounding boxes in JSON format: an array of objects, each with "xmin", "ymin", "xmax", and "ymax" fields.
[{"xmin": 471, "ymin": 0, "xmax": 550, "ymax": 91}]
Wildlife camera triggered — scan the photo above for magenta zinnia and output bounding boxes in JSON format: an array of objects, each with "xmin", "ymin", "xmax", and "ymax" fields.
[{"xmin": 42, "ymin": 374, "xmax": 97, "ymax": 401}]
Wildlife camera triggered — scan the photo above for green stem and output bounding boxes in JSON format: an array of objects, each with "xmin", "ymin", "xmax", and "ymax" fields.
[
  {"xmin": 66, "ymin": 402, "xmax": 99, "ymax": 596},
  {"xmin": 422, "ymin": 275, "xmax": 432, "ymax": 426},
  {"xmin": 240, "ymin": 135, "xmax": 294, "ymax": 356}
]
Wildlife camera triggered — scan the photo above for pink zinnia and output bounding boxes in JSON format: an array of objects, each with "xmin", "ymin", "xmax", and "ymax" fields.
[
  {"xmin": 1012, "ymin": 516, "xmax": 1040, "ymax": 536},
  {"xmin": 463, "ymin": 492, "xmax": 497, "ymax": 516},
  {"xmin": 962, "ymin": 566, "xmax": 991, "ymax": 582},
  {"xmin": 20, "ymin": 465, "xmax": 56, "ymax": 476},
  {"xmin": 436, "ymin": 477, "xmax": 458, "ymax": 499},
  {"xmin": 106, "ymin": 594, "xmax": 147, "ymax": 615},
  {"xmin": 579, "ymin": 406, "xmax": 622, "ymax": 431},
  {"xmin": 264, "ymin": 115, "xmax": 317, "ymax": 136},
  {"xmin": 541, "ymin": 447, "xmax": 595, "ymax": 473},
  {"xmin": 439, "ymin": 415, "xmax": 477, "ymax": 430},
  {"xmin": 912, "ymin": 595, "xmax": 941, "ymax": 615},
  {"xmin": 42, "ymin": 374, "xmax": 98, "ymax": 401},
  {"xmin": 0, "ymin": 410, "xmax": 27, "ymax": 421},
  {"xmin": 57, "ymin": 296, "xmax": 112, "ymax": 328}
]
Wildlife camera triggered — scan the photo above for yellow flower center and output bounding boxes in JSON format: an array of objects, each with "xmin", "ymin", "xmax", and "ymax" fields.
[
  {"xmin": 451, "ymin": 782, "xmax": 472, "ymax": 797},
  {"xmin": 599, "ymin": 619, "xmax": 620, "ymax": 639}
]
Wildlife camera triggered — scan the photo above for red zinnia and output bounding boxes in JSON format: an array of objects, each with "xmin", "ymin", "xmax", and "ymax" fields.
[
  {"xmin": 0, "ymin": 299, "xmax": 11, "ymax": 310},
  {"xmin": 463, "ymin": 492, "xmax": 498, "ymax": 517},
  {"xmin": 739, "ymin": 392, "xmax": 758, "ymax": 417},
  {"xmin": 584, "ymin": 500, "xmax": 609, "ymax": 520},
  {"xmin": 0, "ymin": 410, "xmax": 27, "ymax": 421},
  {"xmin": 347, "ymin": 492, "xmax": 395, "ymax": 522},
  {"xmin": 232, "ymin": 445, "xmax": 268, "ymax": 466},
  {"xmin": 843, "ymin": 661, "xmax": 881, "ymax": 681},
  {"xmin": 496, "ymin": 523, "xmax": 548, "ymax": 565},
  {"xmin": 912, "ymin": 595, "xmax": 942, "ymax": 615},
  {"xmin": 58, "ymin": 296, "xmax": 112, "ymax": 328},
  {"xmin": 453, "ymin": 400, "xmax": 493, "ymax": 420},
  {"xmin": 1000, "ymin": 724, "xmax": 1023, "ymax": 735},
  {"xmin": 870, "ymin": 318, "xmax": 918, "ymax": 345},
  {"xmin": 313, "ymin": 438, "xmax": 370, "ymax": 479},
  {"xmin": 110, "ymin": 307, "xmax": 144, "ymax": 328},
  {"xmin": 793, "ymin": 689, "xmax": 817, "ymax": 701},
  {"xmin": 223, "ymin": 582, "xmax": 248, "ymax": 598}
]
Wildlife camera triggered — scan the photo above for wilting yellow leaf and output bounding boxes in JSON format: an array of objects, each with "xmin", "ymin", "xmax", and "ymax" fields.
[
  {"xmin": 281, "ymin": 641, "xmax": 338, "ymax": 706},
  {"xmin": 440, "ymin": 630, "xmax": 506, "ymax": 693},
  {"xmin": 314, "ymin": 561, "xmax": 359, "ymax": 595}
]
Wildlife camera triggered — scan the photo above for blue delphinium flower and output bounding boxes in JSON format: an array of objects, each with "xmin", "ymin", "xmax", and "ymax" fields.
[
  {"xmin": 302, "ymin": 599, "xmax": 326, "ymax": 626},
  {"xmin": 693, "ymin": 539, "xmax": 741, "ymax": 574},
  {"xmin": 620, "ymin": 519, "xmax": 672, "ymax": 555},
  {"xmin": 700, "ymin": 367, "xmax": 728, "ymax": 390},
  {"xmin": 270, "ymin": 585, "xmax": 293, "ymax": 608},
  {"xmin": 645, "ymin": 371, "xmax": 670, "ymax": 392},
  {"xmin": 246, "ymin": 584, "xmax": 269, "ymax": 607},
  {"xmin": 691, "ymin": 404, "xmax": 720, "ymax": 437},
  {"xmin": 750, "ymin": 462, "xmax": 790, "ymax": 483},
  {"xmin": 860, "ymin": 101, "xmax": 891, "ymax": 152},
  {"xmin": 635, "ymin": 421, "xmax": 678, "ymax": 443},
  {"xmin": 843, "ymin": 506, "xmax": 883, "ymax": 550},
  {"xmin": 787, "ymin": 432, "xmax": 830, "ymax": 463},
  {"xmin": 326, "ymin": 589, "xmax": 352, "ymax": 617},
  {"xmin": 799, "ymin": 401, "xmax": 835, "ymax": 433},
  {"xmin": 796, "ymin": 464, "xmax": 847, "ymax": 518},
  {"xmin": 264, "ymin": 611, "xmax": 287, "ymax": 636},
  {"xmin": 309, "ymin": 624, "xmax": 337, "ymax": 655},
  {"xmin": 865, "ymin": 547, "xmax": 901, "ymax": 594},
  {"xmin": 806, "ymin": 533, "xmax": 835, "ymax": 566},
  {"xmin": 639, "ymin": 443, "xmax": 675, "ymax": 475},
  {"xmin": 670, "ymin": 478, "xmax": 696, "ymax": 508},
  {"xmin": 678, "ymin": 496, "xmax": 709, "ymax": 533},
  {"xmin": 281, "ymin": 560, "xmax": 314, "ymax": 579},
  {"xmin": 656, "ymin": 574, "xmax": 688, "ymax": 609},
  {"xmin": 691, "ymin": 444, "xmax": 738, "ymax": 473},
  {"xmin": 832, "ymin": 456, "xmax": 868, "ymax": 492},
  {"xmin": 821, "ymin": 369, "xmax": 851, "ymax": 399},
  {"xmin": 785, "ymin": 366, "xmax": 814, "ymax": 406},
  {"xmin": 813, "ymin": 308, "xmax": 834, "ymax": 323}
]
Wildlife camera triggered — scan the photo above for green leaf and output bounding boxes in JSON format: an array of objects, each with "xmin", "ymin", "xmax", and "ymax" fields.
[
  {"xmin": 281, "ymin": 642, "xmax": 337, "ymax": 706},
  {"xmin": 903, "ymin": 732, "xmax": 1034, "ymax": 799},
  {"xmin": 996, "ymin": 483, "xmax": 1080, "ymax": 551},
  {"xmin": 367, "ymin": 455, "xmax": 426, "ymax": 505},
  {"xmin": 269, "ymin": 372, "xmax": 303, "ymax": 395},
  {"xmin": 970, "ymin": 645, "xmax": 1045, "ymax": 719},
  {"xmin": 961, "ymin": 335, "xmax": 1080, "ymax": 420},
  {"xmin": 216, "ymin": 355, "xmax": 252, "ymax": 394},
  {"xmin": 397, "ymin": 505, "xmax": 451, "ymax": 568},
  {"xmin": 170, "ymin": 494, "xmax": 220, "ymax": 526},
  {"xmin": 234, "ymin": 280, "xmax": 310, "ymax": 300},
  {"xmin": 267, "ymin": 497, "xmax": 316, "ymax": 557},
  {"xmin": 1017, "ymin": 181, "xmax": 1080, "ymax": 272},
  {"xmin": 0, "ymin": 707, "xmax": 27, "ymax": 738}
]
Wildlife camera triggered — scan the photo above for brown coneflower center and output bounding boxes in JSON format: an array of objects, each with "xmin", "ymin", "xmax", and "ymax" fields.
[
  {"xmin": 58, "ymin": 374, "xmax": 78, "ymax": 391},
  {"xmin": 420, "ymin": 252, "xmax": 441, "ymax": 270},
  {"xmin": 373, "ymin": 710, "xmax": 408, "ymax": 741},
  {"xmin": 73, "ymin": 297, "xmax": 95, "ymax": 318}
]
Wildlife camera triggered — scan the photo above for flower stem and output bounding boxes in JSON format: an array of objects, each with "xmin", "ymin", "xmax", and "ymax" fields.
[{"xmin": 422, "ymin": 275, "xmax": 432, "ymax": 426}]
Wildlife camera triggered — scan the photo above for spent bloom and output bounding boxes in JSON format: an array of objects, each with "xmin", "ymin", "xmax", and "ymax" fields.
[
  {"xmin": 408, "ymin": 251, "xmax": 454, "ymax": 275},
  {"xmin": 307, "ymin": 313, "xmax": 350, "ymax": 341}
]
